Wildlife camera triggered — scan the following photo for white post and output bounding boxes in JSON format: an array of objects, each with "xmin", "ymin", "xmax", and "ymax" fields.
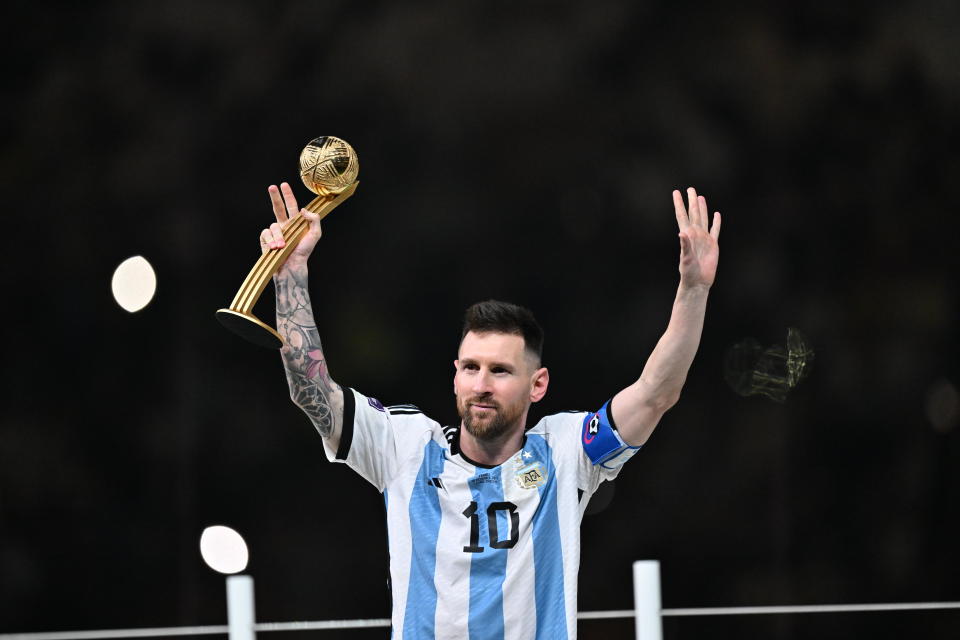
[
  {"xmin": 633, "ymin": 560, "xmax": 663, "ymax": 640},
  {"xmin": 226, "ymin": 574, "xmax": 256, "ymax": 640}
]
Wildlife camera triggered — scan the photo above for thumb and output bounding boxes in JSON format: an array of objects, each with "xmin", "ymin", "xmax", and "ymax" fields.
[
  {"xmin": 679, "ymin": 232, "xmax": 691, "ymax": 255},
  {"xmin": 302, "ymin": 208, "xmax": 323, "ymax": 237}
]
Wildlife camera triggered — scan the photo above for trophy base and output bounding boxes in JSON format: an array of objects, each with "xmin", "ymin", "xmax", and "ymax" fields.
[{"xmin": 216, "ymin": 309, "xmax": 283, "ymax": 349}]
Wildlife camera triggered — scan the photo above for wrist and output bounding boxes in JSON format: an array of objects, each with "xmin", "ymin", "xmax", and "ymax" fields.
[
  {"xmin": 277, "ymin": 257, "xmax": 309, "ymax": 278},
  {"xmin": 677, "ymin": 280, "xmax": 711, "ymax": 297}
]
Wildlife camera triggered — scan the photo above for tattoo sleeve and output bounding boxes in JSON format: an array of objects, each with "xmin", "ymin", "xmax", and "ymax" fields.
[{"xmin": 275, "ymin": 262, "xmax": 343, "ymax": 438}]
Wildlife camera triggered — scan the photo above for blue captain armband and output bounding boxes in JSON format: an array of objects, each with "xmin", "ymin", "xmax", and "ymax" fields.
[{"xmin": 581, "ymin": 400, "xmax": 641, "ymax": 469}]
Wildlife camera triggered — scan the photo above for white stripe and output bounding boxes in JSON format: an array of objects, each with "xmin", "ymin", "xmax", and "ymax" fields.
[
  {"xmin": 433, "ymin": 459, "xmax": 474, "ymax": 640},
  {"xmin": 501, "ymin": 457, "xmax": 540, "ymax": 640},
  {"xmin": 544, "ymin": 426, "xmax": 582, "ymax": 637},
  {"xmin": 386, "ymin": 489, "xmax": 412, "ymax": 637}
]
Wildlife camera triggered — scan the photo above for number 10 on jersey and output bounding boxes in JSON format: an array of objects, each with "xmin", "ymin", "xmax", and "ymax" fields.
[{"xmin": 462, "ymin": 501, "xmax": 519, "ymax": 553}]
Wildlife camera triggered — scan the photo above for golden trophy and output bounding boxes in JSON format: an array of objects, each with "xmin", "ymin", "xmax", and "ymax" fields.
[{"xmin": 216, "ymin": 136, "xmax": 359, "ymax": 348}]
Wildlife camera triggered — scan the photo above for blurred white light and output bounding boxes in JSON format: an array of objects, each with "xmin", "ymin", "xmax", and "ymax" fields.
[
  {"xmin": 111, "ymin": 256, "xmax": 157, "ymax": 312},
  {"xmin": 925, "ymin": 379, "xmax": 959, "ymax": 433},
  {"xmin": 200, "ymin": 525, "xmax": 249, "ymax": 574}
]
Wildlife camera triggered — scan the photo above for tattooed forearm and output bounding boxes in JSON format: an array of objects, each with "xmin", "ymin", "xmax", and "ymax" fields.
[{"xmin": 275, "ymin": 262, "xmax": 343, "ymax": 438}]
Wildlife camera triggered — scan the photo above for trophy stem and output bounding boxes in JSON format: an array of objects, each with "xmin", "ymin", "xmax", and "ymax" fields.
[
  {"xmin": 216, "ymin": 181, "xmax": 358, "ymax": 348},
  {"xmin": 231, "ymin": 217, "xmax": 310, "ymax": 312}
]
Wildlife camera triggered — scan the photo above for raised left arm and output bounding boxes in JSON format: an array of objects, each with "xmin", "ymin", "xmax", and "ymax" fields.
[{"xmin": 612, "ymin": 187, "xmax": 721, "ymax": 446}]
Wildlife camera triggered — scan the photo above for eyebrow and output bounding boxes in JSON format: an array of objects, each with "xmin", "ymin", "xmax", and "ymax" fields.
[{"xmin": 460, "ymin": 358, "xmax": 514, "ymax": 370}]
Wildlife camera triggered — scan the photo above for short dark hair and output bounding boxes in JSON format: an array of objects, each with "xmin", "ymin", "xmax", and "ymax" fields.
[{"xmin": 461, "ymin": 300, "xmax": 544, "ymax": 362}]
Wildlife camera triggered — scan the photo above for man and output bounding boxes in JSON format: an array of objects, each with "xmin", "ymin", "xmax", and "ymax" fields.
[{"xmin": 259, "ymin": 182, "xmax": 721, "ymax": 639}]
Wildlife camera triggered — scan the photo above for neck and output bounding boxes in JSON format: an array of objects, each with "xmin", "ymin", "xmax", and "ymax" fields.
[{"xmin": 458, "ymin": 421, "xmax": 526, "ymax": 467}]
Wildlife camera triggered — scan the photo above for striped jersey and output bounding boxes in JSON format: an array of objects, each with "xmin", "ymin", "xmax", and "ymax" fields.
[{"xmin": 322, "ymin": 388, "xmax": 640, "ymax": 640}]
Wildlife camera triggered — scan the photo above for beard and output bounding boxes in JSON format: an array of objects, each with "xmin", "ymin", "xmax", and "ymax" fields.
[{"xmin": 457, "ymin": 394, "xmax": 525, "ymax": 442}]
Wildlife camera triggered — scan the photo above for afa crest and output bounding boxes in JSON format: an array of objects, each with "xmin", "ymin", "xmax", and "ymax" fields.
[{"xmin": 516, "ymin": 462, "xmax": 547, "ymax": 489}]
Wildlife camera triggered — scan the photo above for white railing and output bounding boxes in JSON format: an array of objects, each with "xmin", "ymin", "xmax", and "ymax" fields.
[{"xmin": 3, "ymin": 560, "xmax": 959, "ymax": 640}]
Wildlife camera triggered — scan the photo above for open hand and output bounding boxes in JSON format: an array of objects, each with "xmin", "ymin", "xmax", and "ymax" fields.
[
  {"xmin": 259, "ymin": 182, "xmax": 323, "ymax": 265},
  {"xmin": 673, "ymin": 187, "xmax": 721, "ymax": 288}
]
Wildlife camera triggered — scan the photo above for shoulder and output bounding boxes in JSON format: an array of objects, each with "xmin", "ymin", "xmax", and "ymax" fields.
[
  {"xmin": 529, "ymin": 410, "xmax": 590, "ymax": 433},
  {"xmin": 351, "ymin": 392, "xmax": 425, "ymax": 420},
  {"xmin": 385, "ymin": 403, "xmax": 424, "ymax": 416},
  {"xmin": 350, "ymin": 391, "xmax": 442, "ymax": 435},
  {"xmin": 385, "ymin": 403, "xmax": 443, "ymax": 430},
  {"xmin": 534, "ymin": 409, "xmax": 593, "ymax": 429},
  {"xmin": 386, "ymin": 403, "xmax": 452, "ymax": 453}
]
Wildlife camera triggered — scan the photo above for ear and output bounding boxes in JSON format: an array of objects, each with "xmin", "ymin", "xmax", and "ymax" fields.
[{"xmin": 529, "ymin": 367, "xmax": 549, "ymax": 403}]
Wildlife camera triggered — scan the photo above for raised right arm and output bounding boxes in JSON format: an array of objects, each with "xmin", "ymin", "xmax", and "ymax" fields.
[
  {"xmin": 275, "ymin": 261, "xmax": 344, "ymax": 445},
  {"xmin": 264, "ymin": 182, "xmax": 344, "ymax": 449}
]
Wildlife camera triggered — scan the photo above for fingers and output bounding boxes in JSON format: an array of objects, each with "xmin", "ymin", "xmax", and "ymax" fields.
[
  {"xmin": 710, "ymin": 211, "xmax": 722, "ymax": 240},
  {"xmin": 687, "ymin": 187, "xmax": 700, "ymax": 227},
  {"xmin": 675, "ymin": 187, "xmax": 709, "ymax": 229},
  {"xmin": 268, "ymin": 185, "xmax": 287, "ymax": 224},
  {"xmin": 689, "ymin": 187, "xmax": 713, "ymax": 228},
  {"xmin": 269, "ymin": 222, "xmax": 285, "ymax": 248},
  {"xmin": 280, "ymin": 182, "xmax": 300, "ymax": 220},
  {"xmin": 673, "ymin": 190, "xmax": 689, "ymax": 230},
  {"xmin": 677, "ymin": 186, "xmax": 719, "ymax": 231},
  {"xmin": 268, "ymin": 182, "xmax": 300, "ymax": 224},
  {"xmin": 259, "ymin": 222, "xmax": 287, "ymax": 252}
]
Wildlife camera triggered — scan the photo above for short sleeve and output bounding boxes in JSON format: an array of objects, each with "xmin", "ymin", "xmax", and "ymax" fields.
[
  {"xmin": 323, "ymin": 388, "xmax": 436, "ymax": 492},
  {"xmin": 575, "ymin": 399, "xmax": 642, "ymax": 489},
  {"xmin": 581, "ymin": 399, "xmax": 641, "ymax": 468}
]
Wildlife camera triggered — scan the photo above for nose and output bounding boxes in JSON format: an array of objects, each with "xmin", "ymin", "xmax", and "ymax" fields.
[{"xmin": 472, "ymin": 370, "xmax": 492, "ymax": 395}]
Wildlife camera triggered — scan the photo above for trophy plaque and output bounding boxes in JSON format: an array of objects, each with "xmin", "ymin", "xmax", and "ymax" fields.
[{"xmin": 216, "ymin": 136, "xmax": 359, "ymax": 348}]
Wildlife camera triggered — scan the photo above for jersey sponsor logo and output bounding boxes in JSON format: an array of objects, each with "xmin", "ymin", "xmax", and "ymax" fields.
[
  {"xmin": 583, "ymin": 413, "xmax": 601, "ymax": 444},
  {"xmin": 516, "ymin": 461, "xmax": 547, "ymax": 489},
  {"xmin": 367, "ymin": 397, "xmax": 386, "ymax": 412}
]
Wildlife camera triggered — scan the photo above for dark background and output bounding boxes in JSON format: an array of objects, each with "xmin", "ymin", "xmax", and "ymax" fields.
[{"xmin": 2, "ymin": 1, "xmax": 959, "ymax": 638}]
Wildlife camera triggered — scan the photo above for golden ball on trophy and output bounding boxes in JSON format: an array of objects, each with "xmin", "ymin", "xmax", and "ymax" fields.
[{"xmin": 299, "ymin": 136, "xmax": 359, "ymax": 195}]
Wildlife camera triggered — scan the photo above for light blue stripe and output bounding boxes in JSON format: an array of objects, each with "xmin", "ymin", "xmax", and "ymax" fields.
[
  {"xmin": 468, "ymin": 466, "xmax": 507, "ymax": 640},
  {"xmin": 403, "ymin": 441, "xmax": 445, "ymax": 639},
  {"xmin": 526, "ymin": 434, "xmax": 568, "ymax": 639}
]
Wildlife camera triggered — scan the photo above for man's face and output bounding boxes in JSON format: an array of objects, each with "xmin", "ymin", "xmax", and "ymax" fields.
[{"xmin": 454, "ymin": 331, "xmax": 545, "ymax": 442}]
